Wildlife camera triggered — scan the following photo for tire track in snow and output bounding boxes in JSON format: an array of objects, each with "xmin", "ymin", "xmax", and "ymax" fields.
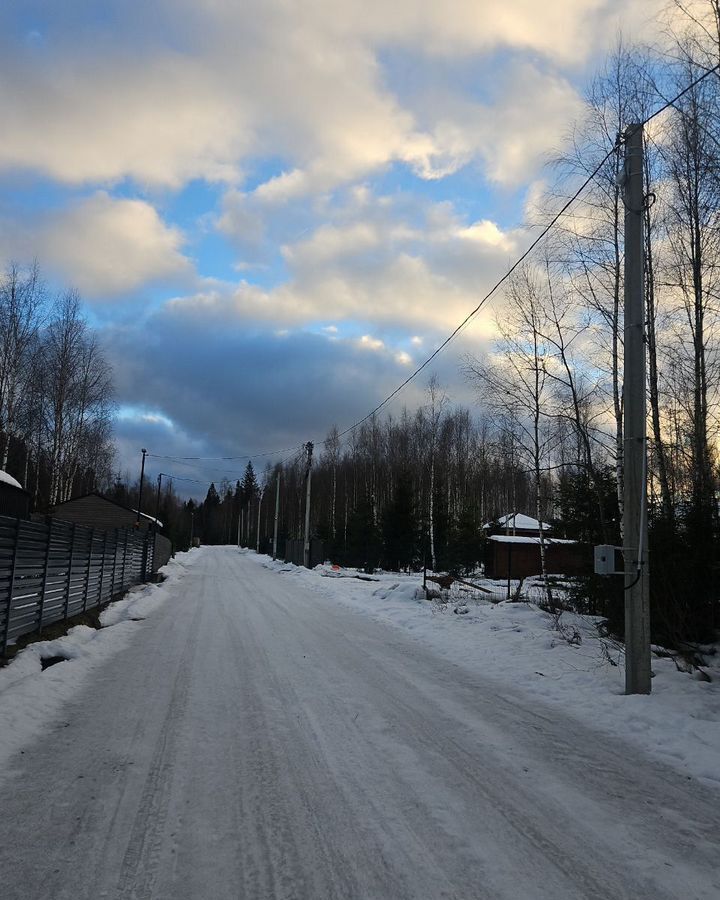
[
  {"xmin": 114, "ymin": 588, "xmax": 203, "ymax": 899},
  {"xmin": 237, "ymin": 552, "xmax": 720, "ymax": 899}
]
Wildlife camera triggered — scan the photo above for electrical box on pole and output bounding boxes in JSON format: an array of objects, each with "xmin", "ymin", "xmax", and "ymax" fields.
[
  {"xmin": 594, "ymin": 545, "xmax": 623, "ymax": 576},
  {"xmin": 622, "ymin": 123, "xmax": 651, "ymax": 695}
]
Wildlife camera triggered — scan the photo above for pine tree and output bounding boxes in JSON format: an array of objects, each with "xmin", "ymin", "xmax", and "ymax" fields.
[
  {"xmin": 345, "ymin": 492, "xmax": 381, "ymax": 572},
  {"xmin": 382, "ymin": 472, "xmax": 419, "ymax": 572},
  {"xmin": 240, "ymin": 462, "xmax": 258, "ymax": 506},
  {"xmin": 447, "ymin": 505, "xmax": 480, "ymax": 576}
]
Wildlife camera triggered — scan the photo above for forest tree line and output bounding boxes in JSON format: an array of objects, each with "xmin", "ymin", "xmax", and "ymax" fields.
[
  {"xmin": 0, "ymin": 3, "xmax": 718, "ymax": 650},
  {"xmin": 150, "ymin": 3, "xmax": 720, "ymax": 647}
]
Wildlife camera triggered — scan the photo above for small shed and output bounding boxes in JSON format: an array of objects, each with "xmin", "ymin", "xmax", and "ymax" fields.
[
  {"xmin": 49, "ymin": 492, "xmax": 159, "ymax": 531},
  {"xmin": 0, "ymin": 470, "xmax": 30, "ymax": 519},
  {"xmin": 485, "ymin": 535, "xmax": 589, "ymax": 579},
  {"xmin": 47, "ymin": 492, "xmax": 172, "ymax": 572}
]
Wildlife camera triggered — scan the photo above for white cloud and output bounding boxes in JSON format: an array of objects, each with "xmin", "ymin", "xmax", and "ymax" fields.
[
  {"xmin": 458, "ymin": 220, "xmax": 515, "ymax": 251},
  {"xmin": 359, "ymin": 334, "xmax": 385, "ymax": 351},
  {"xmin": 165, "ymin": 190, "xmax": 520, "ymax": 333},
  {"xmin": 0, "ymin": 192, "xmax": 192, "ymax": 297},
  {"xmin": 0, "ymin": 0, "xmax": 662, "ymax": 192}
]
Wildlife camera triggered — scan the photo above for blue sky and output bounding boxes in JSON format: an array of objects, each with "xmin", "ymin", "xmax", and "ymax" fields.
[{"xmin": 0, "ymin": 0, "xmax": 663, "ymax": 491}]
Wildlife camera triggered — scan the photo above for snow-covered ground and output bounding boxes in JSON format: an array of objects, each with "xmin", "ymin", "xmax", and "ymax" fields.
[
  {"xmin": 0, "ymin": 546, "xmax": 718, "ymax": 899},
  {"xmin": 0, "ymin": 550, "xmax": 200, "ymax": 771},
  {"xmin": 261, "ymin": 556, "xmax": 720, "ymax": 786}
]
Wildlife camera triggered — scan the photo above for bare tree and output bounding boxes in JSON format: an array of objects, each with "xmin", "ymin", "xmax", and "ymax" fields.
[
  {"xmin": 465, "ymin": 269, "xmax": 558, "ymax": 607},
  {"xmin": 0, "ymin": 262, "xmax": 45, "ymax": 475},
  {"xmin": 43, "ymin": 290, "xmax": 114, "ymax": 505}
]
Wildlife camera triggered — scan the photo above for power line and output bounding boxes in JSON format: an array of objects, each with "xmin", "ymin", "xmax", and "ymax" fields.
[
  {"xmin": 327, "ymin": 65, "xmax": 720, "ymax": 442},
  {"xmin": 144, "ymin": 65, "xmax": 719, "ymax": 462},
  {"xmin": 644, "ymin": 62, "xmax": 720, "ymax": 124},
  {"xmin": 332, "ymin": 143, "xmax": 621, "ymax": 440},
  {"xmin": 147, "ymin": 446, "xmax": 298, "ymax": 462},
  {"xmin": 158, "ymin": 472, "xmax": 206, "ymax": 485}
]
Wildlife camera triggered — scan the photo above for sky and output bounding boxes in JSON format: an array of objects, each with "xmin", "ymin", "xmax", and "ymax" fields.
[{"xmin": 0, "ymin": 0, "xmax": 665, "ymax": 493}]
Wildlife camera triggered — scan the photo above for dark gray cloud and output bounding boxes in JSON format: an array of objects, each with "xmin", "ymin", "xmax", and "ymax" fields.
[{"xmin": 103, "ymin": 298, "xmax": 485, "ymax": 490}]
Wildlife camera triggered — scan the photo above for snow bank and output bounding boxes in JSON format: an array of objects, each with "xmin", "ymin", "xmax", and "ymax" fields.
[
  {"xmin": 250, "ymin": 555, "xmax": 720, "ymax": 787},
  {"xmin": 0, "ymin": 549, "xmax": 199, "ymax": 771}
]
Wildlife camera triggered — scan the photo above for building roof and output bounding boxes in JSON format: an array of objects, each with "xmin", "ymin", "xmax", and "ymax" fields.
[
  {"xmin": 52, "ymin": 492, "xmax": 163, "ymax": 529},
  {"xmin": 134, "ymin": 509, "xmax": 164, "ymax": 529},
  {"xmin": 488, "ymin": 535, "xmax": 576, "ymax": 545},
  {"xmin": 0, "ymin": 469, "xmax": 23, "ymax": 490},
  {"xmin": 483, "ymin": 513, "xmax": 552, "ymax": 532}
]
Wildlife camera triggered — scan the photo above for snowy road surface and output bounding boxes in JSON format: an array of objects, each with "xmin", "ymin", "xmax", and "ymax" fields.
[{"xmin": 1, "ymin": 546, "xmax": 719, "ymax": 899}]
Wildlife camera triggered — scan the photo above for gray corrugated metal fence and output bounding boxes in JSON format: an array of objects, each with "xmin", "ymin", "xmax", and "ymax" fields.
[{"xmin": 0, "ymin": 516, "xmax": 153, "ymax": 656}]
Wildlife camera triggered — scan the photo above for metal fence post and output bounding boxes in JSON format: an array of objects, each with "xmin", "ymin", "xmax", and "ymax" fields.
[
  {"xmin": 141, "ymin": 531, "xmax": 151, "ymax": 582},
  {"xmin": 120, "ymin": 529, "xmax": 129, "ymax": 589},
  {"xmin": 110, "ymin": 529, "xmax": 118, "ymax": 597},
  {"xmin": 38, "ymin": 519, "xmax": 53, "ymax": 637},
  {"xmin": 82, "ymin": 528, "xmax": 94, "ymax": 613},
  {"xmin": 63, "ymin": 523, "xmax": 77, "ymax": 623},
  {"xmin": 1, "ymin": 518, "xmax": 21, "ymax": 656},
  {"xmin": 98, "ymin": 530, "xmax": 108, "ymax": 607}
]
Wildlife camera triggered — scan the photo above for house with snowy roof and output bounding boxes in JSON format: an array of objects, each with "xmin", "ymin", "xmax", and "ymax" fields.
[
  {"xmin": 482, "ymin": 513, "xmax": 551, "ymax": 537},
  {"xmin": 482, "ymin": 512, "xmax": 589, "ymax": 579}
]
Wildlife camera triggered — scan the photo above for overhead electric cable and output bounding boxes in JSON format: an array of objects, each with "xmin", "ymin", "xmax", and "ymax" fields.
[
  {"xmin": 144, "ymin": 65, "xmax": 718, "ymax": 462},
  {"xmin": 644, "ymin": 62, "xmax": 720, "ymax": 123}
]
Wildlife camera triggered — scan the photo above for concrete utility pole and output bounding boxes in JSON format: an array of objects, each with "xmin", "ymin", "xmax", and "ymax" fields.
[
  {"xmin": 256, "ymin": 487, "xmax": 265, "ymax": 553},
  {"xmin": 136, "ymin": 448, "xmax": 147, "ymax": 526},
  {"xmin": 273, "ymin": 470, "xmax": 280, "ymax": 560},
  {"xmin": 623, "ymin": 123, "xmax": 651, "ymax": 695},
  {"xmin": 303, "ymin": 442, "xmax": 313, "ymax": 568},
  {"xmin": 153, "ymin": 473, "xmax": 163, "ymax": 528}
]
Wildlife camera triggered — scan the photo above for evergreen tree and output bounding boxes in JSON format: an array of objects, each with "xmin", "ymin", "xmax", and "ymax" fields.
[
  {"xmin": 345, "ymin": 492, "xmax": 381, "ymax": 572},
  {"xmin": 240, "ymin": 462, "xmax": 258, "ymax": 506},
  {"xmin": 381, "ymin": 472, "xmax": 418, "ymax": 572},
  {"xmin": 556, "ymin": 466, "xmax": 619, "ymax": 544},
  {"xmin": 446, "ymin": 504, "xmax": 481, "ymax": 576},
  {"xmin": 201, "ymin": 482, "xmax": 222, "ymax": 544}
]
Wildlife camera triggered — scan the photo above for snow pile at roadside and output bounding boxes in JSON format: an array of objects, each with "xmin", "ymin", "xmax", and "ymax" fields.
[
  {"xmin": 0, "ymin": 549, "xmax": 199, "ymax": 770},
  {"xmin": 257, "ymin": 554, "xmax": 720, "ymax": 786}
]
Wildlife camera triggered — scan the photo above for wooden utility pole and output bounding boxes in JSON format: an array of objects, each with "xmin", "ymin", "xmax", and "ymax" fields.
[
  {"xmin": 623, "ymin": 123, "xmax": 651, "ymax": 695},
  {"xmin": 273, "ymin": 470, "xmax": 280, "ymax": 560},
  {"xmin": 303, "ymin": 442, "xmax": 313, "ymax": 568}
]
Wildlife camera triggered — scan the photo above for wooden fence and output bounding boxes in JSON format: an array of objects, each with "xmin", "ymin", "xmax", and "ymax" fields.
[{"xmin": 0, "ymin": 516, "xmax": 154, "ymax": 655}]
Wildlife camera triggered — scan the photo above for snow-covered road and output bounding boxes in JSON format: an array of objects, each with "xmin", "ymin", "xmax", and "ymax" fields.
[{"xmin": 1, "ymin": 546, "xmax": 719, "ymax": 899}]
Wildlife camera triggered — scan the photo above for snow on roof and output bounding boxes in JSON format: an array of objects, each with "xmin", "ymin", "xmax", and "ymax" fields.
[
  {"xmin": 483, "ymin": 513, "xmax": 551, "ymax": 532},
  {"xmin": 488, "ymin": 535, "xmax": 577, "ymax": 545},
  {"xmin": 0, "ymin": 470, "xmax": 23, "ymax": 490},
  {"xmin": 133, "ymin": 509, "xmax": 164, "ymax": 529}
]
